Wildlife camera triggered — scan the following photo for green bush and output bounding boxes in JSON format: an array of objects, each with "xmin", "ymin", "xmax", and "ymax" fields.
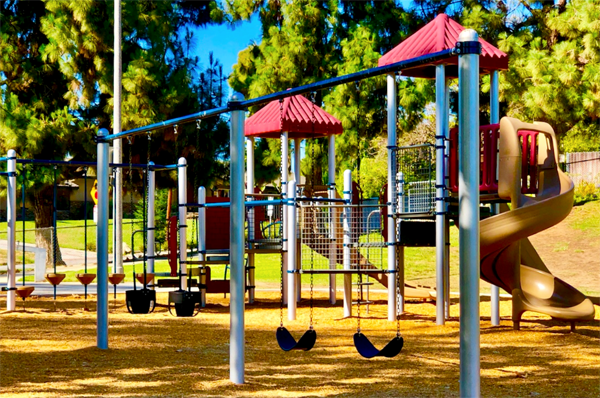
[
  {"xmin": 134, "ymin": 188, "xmax": 177, "ymax": 248},
  {"xmin": 573, "ymin": 180, "xmax": 599, "ymax": 205}
]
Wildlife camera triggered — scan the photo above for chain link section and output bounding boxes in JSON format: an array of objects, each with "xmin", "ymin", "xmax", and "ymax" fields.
[
  {"xmin": 279, "ymin": 195, "xmax": 284, "ymax": 328},
  {"xmin": 356, "ymin": 273, "xmax": 361, "ymax": 333},
  {"xmin": 396, "ymin": 245, "xmax": 402, "ymax": 337},
  {"xmin": 308, "ymin": 92, "xmax": 316, "ymax": 330},
  {"xmin": 127, "ymin": 137, "xmax": 135, "ymax": 262}
]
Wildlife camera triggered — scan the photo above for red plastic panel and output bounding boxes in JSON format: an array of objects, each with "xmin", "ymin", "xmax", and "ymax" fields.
[
  {"xmin": 449, "ymin": 123, "xmax": 500, "ymax": 194},
  {"xmin": 518, "ymin": 130, "xmax": 539, "ymax": 194},
  {"xmin": 205, "ymin": 197, "xmax": 231, "ymax": 250},
  {"xmin": 167, "ymin": 216, "xmax": 178, "ymax": 277}
]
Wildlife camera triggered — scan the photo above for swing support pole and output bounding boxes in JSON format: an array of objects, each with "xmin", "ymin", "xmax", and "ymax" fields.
[
  {"xmin": 287, "ymin": 180, "xmax": 297, "ymax": 320},
  {"xmin": 97, "ymin": 128, "xmax": 110, "ymax": 349},
  {"xmin": 387, "ymin": 73, "xmax": 400, "ymax": 320},
  {"xmin": 198, "ymin": 186, "xmax": 206, "ymax": 307},
  {"xmin": 177, "ymin": 158, "xmax": 188, "ymax": 291},
  {"xmin": 229, "ymin": 93, "xmax": 245, "ymax": 385},
  {"xmin": 147, "ymin": 162, "xmax": 155, "ymax": 274},
  {"xmin": 6, "ymin": 150, "xmax": 17, "ymax": 311},
  {"xmin": 281, "ymin": 132, "xmax": 289, "ymax": 306},
  {"xmin": 327, "ymin": 135, "xmax": 336, "ymax": 305},
  {"xmin": 342, "ymin": 170, "xmax": 352, "ymax": 318},
  {"xmin": 457, "ymin": 29, "xmax": 481, "ymax": 398},
  {"xmin": 246, "ymin": 137, "xmax": 255, "ymax": 304}
]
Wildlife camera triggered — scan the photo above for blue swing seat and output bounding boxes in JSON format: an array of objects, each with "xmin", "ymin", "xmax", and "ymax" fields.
[
  {"xmin": 353, "ymin": 332, "xmax": 404, "ymax": 359},
  {"xmin": 276, "ymin": 327, "xmax": 317, "ymax": 351}
]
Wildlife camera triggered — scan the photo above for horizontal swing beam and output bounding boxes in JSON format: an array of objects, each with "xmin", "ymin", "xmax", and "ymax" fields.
[
  {"xmin": 99, "ymin": 49, "xmax": 456, "ymax": 142},
  {"xmin": 289, "ymin": 269, "xmax": 396, "ymax": 275},
  {"xmin": 183, "ymin": 199, "xmax": 287, "ymax": 208},
  {"xmin": 15, "ymin": 158, "xmax": 175, "ymax": 171}
]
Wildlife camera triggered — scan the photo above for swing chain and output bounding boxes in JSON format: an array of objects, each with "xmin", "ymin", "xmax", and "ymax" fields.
[
  {"xmin": 309, "ymin": 91, "xmax": 316, "ymax": 330},
  {"xmin": 279, "ymin": 98, "xmax": 284, "ymax": 131},
  {"xmin": 396, "ymin": 245, "xmax": 402, "ymax": 337},
  {"xmin": 356, "ymin": 273, "xmax": 361, "ymax": 333},
  {"xmin": 279, "ymin": 198, "xmax": 284, "ymax": 328}
]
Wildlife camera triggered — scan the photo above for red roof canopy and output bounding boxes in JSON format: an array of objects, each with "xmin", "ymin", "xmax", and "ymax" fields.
[
  {"xmin": 378, "ymin": 14, "xmax": 508, "ymax": 78},
  {"xmin": 245, "ymin": 94, "xmax": 343, "ymax": 139}
]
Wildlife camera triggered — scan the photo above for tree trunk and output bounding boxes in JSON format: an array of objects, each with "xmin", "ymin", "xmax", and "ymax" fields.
[{"xmin": 33, "ymin": 188, "xmax": 66, "ymax": 269}]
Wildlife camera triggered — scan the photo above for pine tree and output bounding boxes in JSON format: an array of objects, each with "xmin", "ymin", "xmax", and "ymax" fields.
[
  {"xmin": 1, "ymin": 0, "xmax": 228, "ymax": 264},
  {"xmin": 228, "ymin": 0, "xmax": 422, "ymax": 190}
]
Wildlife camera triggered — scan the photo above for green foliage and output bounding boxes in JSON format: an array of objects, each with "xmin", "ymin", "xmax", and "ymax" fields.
[
  {"xmin": 133, "ymin": 188, "xmax": 177, "ymax": 248},
  {"xmin": 573, "ymin": 180, "xmax": 600, "ymax": 206},
  {"xmin": 228, "ymin": 1, "xmax": 424, "ymax": 188}
]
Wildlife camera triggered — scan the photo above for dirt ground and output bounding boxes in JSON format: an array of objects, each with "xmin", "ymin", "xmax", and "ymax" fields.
[
  {"xmin": 410, "ymin": 202, "xmax": 600, "ymax": 297},
  {"xmin": 1, "ymin": 291, "xmax": 598, "ymax": 398}
]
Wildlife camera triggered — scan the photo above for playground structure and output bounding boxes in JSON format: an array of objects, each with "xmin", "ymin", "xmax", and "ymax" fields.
[
  {"xmin": 0, "ymin": 155, "xmax": 177, "ymax": 311},
  {"xmin": 1, "ymin": 13, "xmax": 597, "ymax": 397}
]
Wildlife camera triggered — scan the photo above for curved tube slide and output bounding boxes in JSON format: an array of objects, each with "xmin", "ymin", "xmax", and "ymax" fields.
[{"xmin": 480, "ymin": 117, "xmax": 595, "ymax": 329}]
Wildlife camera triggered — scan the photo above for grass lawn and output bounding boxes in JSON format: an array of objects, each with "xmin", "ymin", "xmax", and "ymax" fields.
[
  {"xmin": 0, "ymin": 249, "xmax": 35, "ymax": 266},
  {"xmin": 0, "ymin": 218, "xmax": 199, "ymax": 253}
]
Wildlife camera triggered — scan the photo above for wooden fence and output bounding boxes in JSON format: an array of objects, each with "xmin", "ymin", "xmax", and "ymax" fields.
[{"xmin": 566, "ymin": 152, "xmax": 600, "ymax": 186}]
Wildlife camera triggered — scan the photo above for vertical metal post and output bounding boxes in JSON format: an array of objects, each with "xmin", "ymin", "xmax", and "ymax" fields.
[
  {"xmin": 387, "ymin": 73, "xmax": 400, "ymax": 319},
  {"xmin": 490, "ymin": 70, "xmax": 500, "ymax": 326},
  {"xmin": 6, "ymin": 150, "xmax": 16, "ymax": 311},
  {"xmin": 435, "ymin": 64, "xmax": 447, "ymax": 325},
  {"xmin": 97, "ymin": 128, "xmax": 110, "ymax": 349},
  {"xmin": 458, "ymin": 29, "xmax": 481, "ymax": 398},
  {"xmin": 229, "ymin": 93, "xmax": 245, "ymax": 385},
  {"xmin": 293, "ymin": 138, "xmax": 301, "ymax": 184},
  {"xmin": 281, "ymin": 132, "xmax": 289, "ymax": 305},
  {"xmin": 444, "ymin": 78, "xmax": 451, "ymax": 319},
  {"xmin": 327, "ymin": 134, "xmax": 336, "ymax": 304},
  {"xmin": 147, "ymin": 163, "xmax": 155, "ymax": 274},
  {"xmin": 177, "ymin": 158, "xmax": 188, "ymax": 291},
  {"xmin": 113, "ymin": 0, "xmax": 123, "ymax": 275},
  {"xmin": 343, "ymin": 170, "xmax": 352, "ymax": 318},
  {"xmin": 246, "ymin": 137, "xmax": 255, "ymax": 303},
  {"xmin": 293, "ymin": 139, "xmax": 302, "ymax": 303},
  {"xmin": 287, "ymin": 180, "xmax": 297, "ymax": 320},
  {"xmin": 198, "ymin": 187, "xmax": 206, "ymax": 307}
]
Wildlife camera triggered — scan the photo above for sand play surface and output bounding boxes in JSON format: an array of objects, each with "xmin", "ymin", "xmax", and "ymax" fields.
[{"xmin": 1, "ymin": 291, "xmax": 598, "ymax": 397}]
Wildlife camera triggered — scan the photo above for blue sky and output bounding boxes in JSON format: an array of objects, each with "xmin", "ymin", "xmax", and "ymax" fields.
[{"xmin": 192, "ymin": 19, "xmax": 262, "ymax": 98}]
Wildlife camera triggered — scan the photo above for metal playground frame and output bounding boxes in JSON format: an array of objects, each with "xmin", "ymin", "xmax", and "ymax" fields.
[{"xmin": 2, "ymin": 29, "xmax": 484, "ymax": 396}]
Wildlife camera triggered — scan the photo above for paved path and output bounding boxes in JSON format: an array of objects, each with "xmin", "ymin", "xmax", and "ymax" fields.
[{"xmin": 0, "ymin": 240, "xmax": 97, "ymax": 269}]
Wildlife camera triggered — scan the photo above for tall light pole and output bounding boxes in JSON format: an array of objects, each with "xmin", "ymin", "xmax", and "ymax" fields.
[{"xmin": 113, "ymin": 0, "xmax": 123, "ymax": 274}]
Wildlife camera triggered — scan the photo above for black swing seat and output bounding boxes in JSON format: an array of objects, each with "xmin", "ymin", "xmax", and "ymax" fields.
[
  {"xmin": 276, "ymin": 327, "xmax": 317, "ymax": 351},
  {"xmin": 353, "ymin": 332, "xmax": 404, "ymax": 359}
]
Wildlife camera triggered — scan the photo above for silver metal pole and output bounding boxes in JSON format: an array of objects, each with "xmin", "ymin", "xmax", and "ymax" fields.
[
  {"xmin": 6, "ymin": 150, "xmax": 16, "ymax": 311},
  {"xmin": 287, "ymin": 180, "xmax": 297, "ymax": 320},
  {"xmin": 293, "ymin": 139, "xmax": 301, "ymax": 303},
  {"xmin": 198, "ymin": 187, "xmax": 206, "ymax": 307},
  {"xmin": 387, "ymin": 73, "xmax": 400, "ymax": 320},
  {"xmin": 444, "ymin": 78, "xmax": 451, "ymax": 320},
  {"xmin": 246, "ymin": 137, "xmax": 255, "ymax": 303},
  {"xmin": 435, "ymin": 64, "xmax": 447, "ymax": 325},
  {"xmin": 343, "ymin": 169, "xmax": 352, "ymax": 318},
  {"xmin": 490, "ymin": 70, "xmax": 500, "ymax": 326},
  {"xmin": 147, "ymin": 163, "xmax": 155, "ymax": 274},
  {"xmin": 281, "ymin": 132, "xmax": 289, "ymax": 305},
  {"xmin": 458, "ymin": 29, "xmax": 481, "ymax": 398},
  {"xmin": 97, "ymin": 128, "xmax": 110, "ymax": 349},
  {"xmin": 113, "ymin": 0, "xmax": 123, "ymax": 275},
  {"xmin": 293, "ymin": 138, "xmax": 301, "ymax": 184},
  {"xmin": 177, "ymin": 158, "xmax": 188, "ymax": 291},
  {"xmin": 327, "ymin": 135, "xmax": 336, "ymax": 305},
  {"xmin": 229, "ymin": 93, "xmax": 245, "ymax": 385}
]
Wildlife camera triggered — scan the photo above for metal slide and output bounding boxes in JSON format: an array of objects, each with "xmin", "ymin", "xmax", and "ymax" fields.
[{"xmin": 480, "ymin": 117, "xmax": 595, "ymax": 329}]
